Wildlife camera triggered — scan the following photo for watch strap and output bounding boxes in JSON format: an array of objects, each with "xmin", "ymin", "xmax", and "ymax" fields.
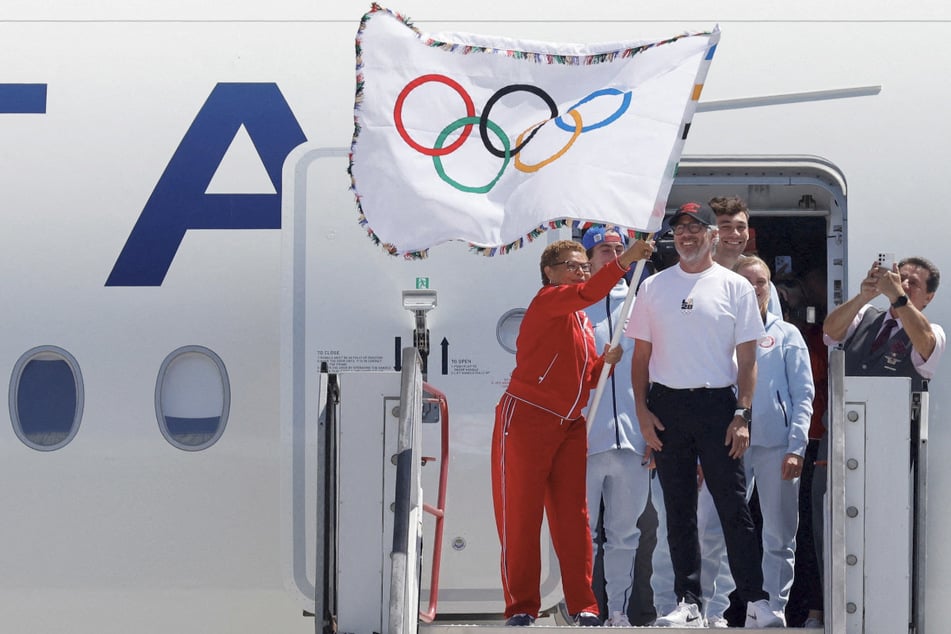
[{"xmin": 891, "ymin": 294, "xmax": 909, "ymax": 309}]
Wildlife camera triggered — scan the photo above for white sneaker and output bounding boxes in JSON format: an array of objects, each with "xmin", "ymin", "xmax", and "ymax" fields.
[
  {"xmin": 604, "ymin": 612, "xmax": 631, "ymax": 627},
  {"xmin": 653, "ymin": 601, "xmax": 704, "ymax": 628},
  {"xmin": 744, "ymin": 599, "xmax": 785, "ymax": 628},
  {"xmin": 707, "ymin": 615, "xmax": 729, "ymax": 628}
]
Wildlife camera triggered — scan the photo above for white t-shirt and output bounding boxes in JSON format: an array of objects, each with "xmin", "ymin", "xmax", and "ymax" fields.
[{"xmin": 625, "ymin": 263, "xmax": 765, "ymax": 388}]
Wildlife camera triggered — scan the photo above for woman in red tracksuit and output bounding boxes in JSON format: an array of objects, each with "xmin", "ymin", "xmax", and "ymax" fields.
[{"xmin": 492, "ymin": 236, "xmax": 654, "ymax": 626}]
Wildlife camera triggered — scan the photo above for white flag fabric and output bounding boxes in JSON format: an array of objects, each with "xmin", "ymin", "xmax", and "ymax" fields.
[{"xmin": 350, "ymin": 4, "xmax": 719, "ymax": 256}]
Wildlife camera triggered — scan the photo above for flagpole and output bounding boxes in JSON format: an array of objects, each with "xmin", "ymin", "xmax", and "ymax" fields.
[{"xmin": 586, "ymin": 256, "xmax": 648, "ymax": 434}]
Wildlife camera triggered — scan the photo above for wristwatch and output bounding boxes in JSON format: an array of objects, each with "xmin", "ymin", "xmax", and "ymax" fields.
[
  {"xmin": 733, "ymin": 407, "xmax": 752, "ymax": 424},
  {"xmin": 891, "ymin": 294, "xmax": 909, "ymax": 309}
]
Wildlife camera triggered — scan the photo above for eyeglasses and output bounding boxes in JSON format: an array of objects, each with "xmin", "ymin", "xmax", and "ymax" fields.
[
  {"xmin": 672, "ymin": 222, "xmax": 708, "ymax": 236},
  {"xmin": 550, "ymin": 260, "xmax": 592, "ymax": 273}
]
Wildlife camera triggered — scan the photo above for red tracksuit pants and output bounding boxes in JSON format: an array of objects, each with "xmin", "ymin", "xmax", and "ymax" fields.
[{"xmin": 491, "ymin": 392, "xmax": 598, "ymax": 618}]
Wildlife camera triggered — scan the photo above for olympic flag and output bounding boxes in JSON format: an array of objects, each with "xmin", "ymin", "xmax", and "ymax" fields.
[{"xmin": 350, "ymin": 4, "xmax": 719, "ymax": 256}]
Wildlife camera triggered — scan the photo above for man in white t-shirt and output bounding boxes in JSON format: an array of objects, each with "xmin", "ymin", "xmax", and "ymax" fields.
[
  {"xmin": 625, "ymin": 202, "xmax": 777, "ymax": 628},
  {"xmin": 709, "ymin": 195, "xmax": 782, "ymax": 314}
]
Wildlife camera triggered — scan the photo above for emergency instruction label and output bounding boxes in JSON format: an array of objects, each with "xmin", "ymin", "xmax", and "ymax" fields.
[
  {"xmin": 317, "ymin": 350, "xmax": 390, "ymax": 372},
  {"xmin": 450, "ymin": 358, "xmax": 489, "ymax": 376}
]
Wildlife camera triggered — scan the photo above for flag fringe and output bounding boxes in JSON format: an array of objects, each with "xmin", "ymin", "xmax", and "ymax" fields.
[
  {"xmin": 421, "ymin": 33, "xmax": 707, "ymax": 66},
  {"xmin": 351, "ymin": 3, "xmax": 696, "ymax": 257}
]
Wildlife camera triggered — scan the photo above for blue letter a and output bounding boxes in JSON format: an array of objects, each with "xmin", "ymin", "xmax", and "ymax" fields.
[{"xmin": 106, "ymin": 83, "xmax": 307, "ymax": 286}]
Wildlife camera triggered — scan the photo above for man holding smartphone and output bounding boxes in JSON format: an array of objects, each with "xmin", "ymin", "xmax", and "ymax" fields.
[{"xmin": 823, "ymin": 256, "xmax": 945, "ymax": 389}]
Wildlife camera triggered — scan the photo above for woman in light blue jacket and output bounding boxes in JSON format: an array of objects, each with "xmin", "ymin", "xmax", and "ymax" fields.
[{"xmin": 736, "ymin": 256, "xmax": 814, "ymax": 622}]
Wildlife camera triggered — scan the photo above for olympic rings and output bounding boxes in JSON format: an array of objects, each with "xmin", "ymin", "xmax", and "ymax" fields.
[
  {"xmin": 479, "ymin": 84, "xmax": 558, "ymax": 159},
  {"xmin": 393, "ymin": 74, "xmax": 632, "ymax": 192},
  {"xmin": 433, "ymin": 116, "xmax": 511, "ymax": 194},
  {"xmin": 554, "ymin": 88, "xmax": 632, "ymax": 133},
  {"xmin": 394, "ymin": 74, "xmax": 475, "ymax": 156},
  {"xmin": 514, "ymin": 109, "xmax": 582, "ymax": 173}
]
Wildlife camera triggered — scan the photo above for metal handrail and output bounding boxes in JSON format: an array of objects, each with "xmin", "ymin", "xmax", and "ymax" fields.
[
  {"xmin": 389, "ymin": 348, "xmax": 423, "ymax": 634},
  {"xmin": 418, "ymin": 382, "xmax": 450, "ymax": 624}
]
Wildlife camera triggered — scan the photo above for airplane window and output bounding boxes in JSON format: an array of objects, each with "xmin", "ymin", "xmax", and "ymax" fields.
[
  {"xmin": 9, "ymin": 346, "xmax": 84, "ymax": 451},
  {"xmin": 156, "ymin": 346, "xmax": 230, "ymax": 451},
  {"xmin": 496, "ymin": 308, "xmax": 525, "ymax": 354}
]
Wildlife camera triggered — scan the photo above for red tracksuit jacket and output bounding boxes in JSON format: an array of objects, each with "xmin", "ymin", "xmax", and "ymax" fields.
[{"xmin": 505, "ymin": 258, "xmax": 628, "ymax": 418}]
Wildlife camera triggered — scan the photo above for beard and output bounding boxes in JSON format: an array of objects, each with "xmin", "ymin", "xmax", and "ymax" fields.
[{"xmin": 676, "ymin": 238, "xmax": 714, "ymax": 265}]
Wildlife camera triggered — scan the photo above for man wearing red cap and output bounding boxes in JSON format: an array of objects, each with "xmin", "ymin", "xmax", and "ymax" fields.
[{"xmin": 624, "ymin": 203, "xmax": 773, "ymax": 628}]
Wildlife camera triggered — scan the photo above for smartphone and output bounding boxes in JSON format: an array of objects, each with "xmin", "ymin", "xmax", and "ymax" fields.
[{"xmin": 877, "ymin": 252, "xmax": 895, "ymax": 270}]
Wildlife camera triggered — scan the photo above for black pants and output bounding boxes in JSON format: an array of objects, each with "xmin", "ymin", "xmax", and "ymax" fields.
[{"xmin": 648, "ymin": 384, "xmax": 768, "ymax": 608}]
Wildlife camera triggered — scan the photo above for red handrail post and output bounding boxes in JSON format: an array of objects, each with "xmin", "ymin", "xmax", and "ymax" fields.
[{"xmin": 418, "ymin": 383, "xmax": 450, "ymax": 623}]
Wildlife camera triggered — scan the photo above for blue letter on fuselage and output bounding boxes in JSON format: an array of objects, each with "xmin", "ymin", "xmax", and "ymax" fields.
[{"xmin": 106, "ymin": 82, "xmax": 307, "ymax": 286}]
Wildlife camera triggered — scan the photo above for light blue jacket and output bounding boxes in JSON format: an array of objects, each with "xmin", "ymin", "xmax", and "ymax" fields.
[
  {"xmin": 751, "ymin": 311, "xmax": 815, "ymax": 456},
  {"xmin": 584, "ymin": 280, "xmax": 647, "ymax": 456}
]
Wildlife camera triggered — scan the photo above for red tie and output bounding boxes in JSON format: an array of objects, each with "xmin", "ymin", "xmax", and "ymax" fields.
[{"xmin": 871, "ymin": 318, "xmax": 897, "ymax": 353}]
